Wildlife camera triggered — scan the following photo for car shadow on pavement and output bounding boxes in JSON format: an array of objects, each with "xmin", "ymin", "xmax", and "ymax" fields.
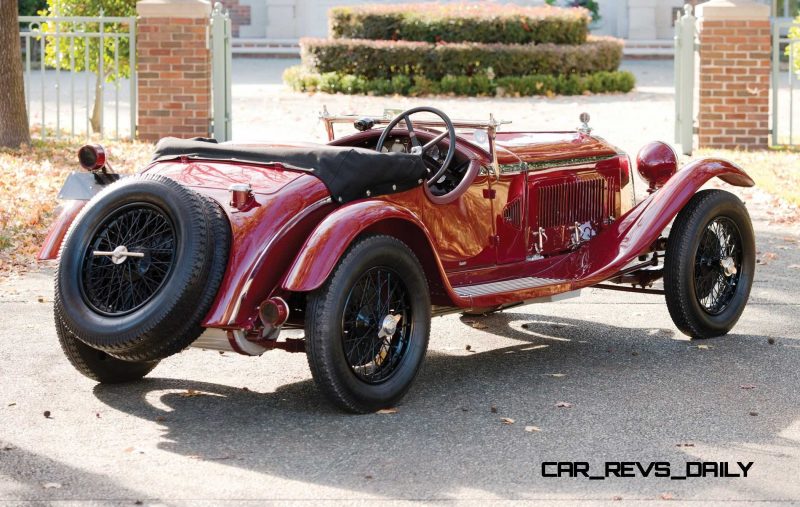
[{"xmin": 91, "ymin": 311, "xmax": 800, "ymax": 500}]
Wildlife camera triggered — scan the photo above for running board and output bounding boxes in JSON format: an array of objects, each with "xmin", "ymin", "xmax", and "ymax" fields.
[{"xmin": 453, "ymin": 276, "xmax": 567, "ymax": 298}]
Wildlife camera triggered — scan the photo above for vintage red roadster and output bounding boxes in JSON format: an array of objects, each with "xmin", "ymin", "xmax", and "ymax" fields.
[{"xmin": 39, "ymin": 107, "xmax": 756, "ymax": 413}]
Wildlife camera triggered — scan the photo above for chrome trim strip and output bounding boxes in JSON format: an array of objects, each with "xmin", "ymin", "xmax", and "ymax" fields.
[
  {"xmin": 227, "ymin": 197, "xmax": 332, "ymax": 325},
  {"xmin": 453, "ymin": 276, "xmax": 566, "ymax": 298}
]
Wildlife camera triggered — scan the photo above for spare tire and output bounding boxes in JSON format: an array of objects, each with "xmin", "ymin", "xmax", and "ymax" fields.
[{"xmin": 54, "ymin": 174, "xmax": 230, "ymax": 362}]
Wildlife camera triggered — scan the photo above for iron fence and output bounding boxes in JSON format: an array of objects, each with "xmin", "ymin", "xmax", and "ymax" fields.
[{"xmin": 18, "ymin": 13, "xmax": 136, "ymax": 141}]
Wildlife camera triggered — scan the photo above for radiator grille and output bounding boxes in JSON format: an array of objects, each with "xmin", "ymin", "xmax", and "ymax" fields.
[
  {"xmin": 537, "ymin": 177, "xmax": 614, "ymax": 229},
  {"xmin": 502, "ymin": 198, "xmax": 523, "ymax": 229}
]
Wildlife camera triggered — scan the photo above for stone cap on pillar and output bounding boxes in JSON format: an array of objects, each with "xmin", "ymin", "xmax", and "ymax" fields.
[
  {"xmin": 695, "ymin": 0, "xmax": 770, "ymax": 20},
  {"xmin": 137, "ymin": 0, "xmax": 212, "ymax": 18}
]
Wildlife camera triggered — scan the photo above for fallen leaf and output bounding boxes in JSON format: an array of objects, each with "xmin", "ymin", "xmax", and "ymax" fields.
[
  {"xmin": 660, "ymin": 493, "xmax": 673, "ymax": 500},
  {"xmin": 749, "ymin": 411, "xmax": 759, "ymax": 416},
  {"xmin": 556, "ymin": 401, "xmax": 573, "ymax": 408},
  {"xmin": 768, "ymin": 338, "xmax": 776, "ymax": 345},
  {"xmin": 490, "ymin": 405, "xmax": 498, "ymax": 413},
  {"xmin": 465, "ymin": 344, "xmax": 472, "ymax": 351},
  {"xmin": 740, "ymin": 384, "xmax": 756, "ymax": 390},
  {"xmin": 2, "ymin": 444, "xmax": 14, "ymax": 451},
  {"xmin": 43, "ymin": 482, "xmax": 61, "ymax": 489},
  {"xmin": 612, "ymin": 496, "xmax": 622, "ymax": 501},
  {"xmin": 365, "ymin": 475, "xmax": 373, "ymax": 480},
  {"xmin": 155, "ymin": 416, "xmax": 166, "ymax": 423},
  {"xmin": 631, "ymin": 351, "xmax": 639, "ymax": 356},
  {"xmin": 376, "ymin": 408, "xmax": 398, "ymax": 414},
  {"xmin": 95, "ymin": 412, "xmax": 101, "ymax": 418},
  {"xmin": 179, "ymin": 389, "xmax": 204, "ymax": 398},
  {"xmin": 43, "ymin": 410, "xmax": 51, "ymax": 418},
  {"xmin": 7, "ymin": 402, "xmax": 15, "ymax": 407},
  {"xmin": 545, "ymin": 373, "xmax": 566, "ymax": 378},
  {"xmin": 525, "ymin": 425, "xmax": 541, "ymax": 432},
  {"xmin": 500, "ymin": 417, "xmax": 515, "ymax": 425},
  {"xmin": 696, "ymin": 344, "xmax": 713, "ymax": 350},
  {"xmin": 469, "ymin": 321, "xmax": 487, "ymax": 330}
]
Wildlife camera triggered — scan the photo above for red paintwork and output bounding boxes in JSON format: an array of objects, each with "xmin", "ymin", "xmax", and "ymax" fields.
[
  {"xmin": 40, "ymin": 126, "xmax": 755, "ymax": 337},
  {"xmin": 37, "ymin": 200, "xmax": 86, "ymax": 260},
  {"xmin": 636, "ymin": 141, "xmax": 678, "ymax": 191}
]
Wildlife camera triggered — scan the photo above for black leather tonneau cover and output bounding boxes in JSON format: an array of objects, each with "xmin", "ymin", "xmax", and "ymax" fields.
[{"xmin": 151, "ymin": 137, "xmax": 428, "ymax": 203}]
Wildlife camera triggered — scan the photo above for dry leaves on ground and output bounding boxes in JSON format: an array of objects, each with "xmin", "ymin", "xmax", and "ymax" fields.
[
  {"xmin": 0, "ymin": 139, "xmax": 153, "ymax": 276},
  {"xmin": 500, "ymin": 417, "xmax": 515, "ymax": 425},
  {"xmin": 376, "ymin": 408, "xmax": 398, "ymax": 414},
  {"xmin": 555, "ymin": 401, "xmax": 573, "ymax": 408}
]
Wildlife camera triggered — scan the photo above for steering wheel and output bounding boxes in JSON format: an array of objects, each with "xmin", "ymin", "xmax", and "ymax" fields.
[{"xmin": 375, "ymin": 106, "xmax": 457, "ymax": 186}]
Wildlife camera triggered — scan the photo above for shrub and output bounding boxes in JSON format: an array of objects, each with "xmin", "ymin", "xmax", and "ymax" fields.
[
  {"xmin": 283, "ymin": 66, "xmax": 636, "ymax": 96},
  {"xmin": 300, "ymin": 36, "xmax": 623, "ymax": 81},
  {"xmin": 328, "ymin": 3, "xmax": 590, "ymax": 44},
  {"xmin": 329, "ymin": 3, "xmax": 590, "ymax": 45}
]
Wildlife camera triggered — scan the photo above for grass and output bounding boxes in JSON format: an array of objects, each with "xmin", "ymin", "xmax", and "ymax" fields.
[
  {"xmin": 0, "ymin": 138, "xmax": 153, "ymax": 275},
  {"xmin": 695, "ymin": 149, "xmax": 800, "ymax": 208}
]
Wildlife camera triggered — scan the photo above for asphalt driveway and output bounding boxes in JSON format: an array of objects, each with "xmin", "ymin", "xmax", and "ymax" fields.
[{"xmin": 1, "ymin": 181, "xmax": 799, "ymax": 505}]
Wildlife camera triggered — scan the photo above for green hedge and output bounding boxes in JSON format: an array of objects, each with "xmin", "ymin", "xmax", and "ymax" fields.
[
  {"xmin": 300, "ymin": 36, "xmax": 623, "ymax": 81},
  {"xmin": 283, "ymin": 66, "xmax": 636, "ymax": 97},
  {"xmin": 329, "ymin": 3, "xmax": 589, "ymax": 45}
]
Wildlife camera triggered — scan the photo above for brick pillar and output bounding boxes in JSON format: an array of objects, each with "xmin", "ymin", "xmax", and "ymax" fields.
[
  {"xmin": 136, "ymin": 0, "xmax": 212, "ymax": 142},
  {"xmin": 696, "ymin": 0, "xmax": 771, "ymax": 150}
]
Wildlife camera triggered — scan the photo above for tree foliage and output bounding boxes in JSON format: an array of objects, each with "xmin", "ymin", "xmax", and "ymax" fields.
[{"xmin": 38, "ymin": 0, "xmax": 136, "ymax": 82}]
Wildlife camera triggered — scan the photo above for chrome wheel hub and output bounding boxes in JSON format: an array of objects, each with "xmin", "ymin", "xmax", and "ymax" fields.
[
  {"xmin": 92, "ymin": 244, "xmax": 145, "ymax": 264},
  {"xmin": 720, "ymin": 256, "xmax": 737, "ymax": 277},
  {"xmin": 378, "ymin": 314, "xmax": 402, "ymax": 339}
]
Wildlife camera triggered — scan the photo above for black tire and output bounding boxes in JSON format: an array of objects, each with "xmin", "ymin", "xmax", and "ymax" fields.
[
  {"xmin": 56, "ymin": 316, "xmax": 159, "ymax": 383},
  {"xmin": 54, "ymin": 174, "xmax": 230, "ymax": 361},
  {"xmin": 664, "ymin": 189, "xmax": 755, "ymax": 339},
  {"xmin": 305, "ymin": 235, "xmax": 431, "ymax": 413}
]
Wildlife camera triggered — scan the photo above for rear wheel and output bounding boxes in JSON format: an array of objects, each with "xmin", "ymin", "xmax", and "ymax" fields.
[
  {"xmin": 55, "ymin": 174, "xmax": 230, "ymax": 362},
  {"xmin": 56, "ymin": 318, "xmax": 158, "ymax": 383},
  {"xmin": 664, "ymin": 190, "xmax": 755, "ymax": 338},
  {"xmin": 305, "ymin": 235, "xmax": 431, "ymax": 413}
]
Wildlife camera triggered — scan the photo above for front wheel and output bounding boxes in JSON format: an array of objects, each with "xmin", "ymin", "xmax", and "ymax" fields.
[
  {"xmin": 664, "ymin": 189, "xmax": 755, "ymax": 339},
  {"xmin": 305, "ymin": 235, "xmax": 431, "ymax": 413}
]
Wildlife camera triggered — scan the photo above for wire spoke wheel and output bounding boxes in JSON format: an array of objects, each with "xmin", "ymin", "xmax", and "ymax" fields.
[
  {"xmin": 341, "ymin": 266, "xmax": 413, "ymax": 384},
  {"xmin": 80, "ymin": 203, "xmax": 177, "ymax": 316},
  {"xmin": 693, "ymin": 217, "xmax": 742, "ymax": 315}
]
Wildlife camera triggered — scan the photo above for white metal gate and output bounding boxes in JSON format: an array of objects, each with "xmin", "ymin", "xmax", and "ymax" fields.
[
  {"xmin": 18, "ymin": 13, "xmax": 136, "ymax": 141},
  {"xmin": 771, "ymin": 17, "xmax": 800, "ymax": 147}
]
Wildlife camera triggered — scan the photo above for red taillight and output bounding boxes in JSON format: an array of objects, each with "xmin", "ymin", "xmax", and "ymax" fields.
[{"xmin": 78, "ymin": 144, "xmax": 106, "ymax": 171}]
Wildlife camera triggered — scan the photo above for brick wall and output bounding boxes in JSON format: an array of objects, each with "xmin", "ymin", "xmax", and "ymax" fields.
[
  {"xmin": 221, "ymin": 0, "xmax": 251, "ymax": 38},
  {"xmin": 697, "ymin": 18, "xmax": 771, "ymax": 149},
  {"xmin": 137, "ymin": 16, "xmax": 211, "ymax": 142}
]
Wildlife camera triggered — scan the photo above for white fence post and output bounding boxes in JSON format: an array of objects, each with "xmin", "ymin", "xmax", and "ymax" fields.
[
  {"xmin": 674, "ymin": 4, "xmax": 696, "ymax": 156},
  {"xmin": 210, "ymin": 3, "xmax": 232, "ymax": 142}
]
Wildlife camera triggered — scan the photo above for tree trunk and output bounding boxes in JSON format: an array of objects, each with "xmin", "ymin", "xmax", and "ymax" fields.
[
  {"xmin": 0, "ymin": 0, "xmax": 32, "ymax": 148},
  {"xmin": 90, "ymin": 71, "xmax": 102, "ymax": 134}
]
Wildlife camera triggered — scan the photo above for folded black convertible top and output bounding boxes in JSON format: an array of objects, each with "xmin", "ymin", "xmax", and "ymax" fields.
[{"xmin": 151, "ymin": 137, "xmax": 428, "ymax": 203}]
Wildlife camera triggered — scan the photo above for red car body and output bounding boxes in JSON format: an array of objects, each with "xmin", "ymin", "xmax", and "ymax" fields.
[{"xmin": 39, "ymin": 116, "xmax": 754, "ymax": 357}]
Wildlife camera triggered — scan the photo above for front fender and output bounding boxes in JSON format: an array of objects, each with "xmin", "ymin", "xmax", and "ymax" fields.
[
  {"xmin": 572, "ymin": 157, "xmax": 754, "ymax": 285},
  {"xmin": 281, "ymin": 200, "xmax": 456, "ymax": 300}
]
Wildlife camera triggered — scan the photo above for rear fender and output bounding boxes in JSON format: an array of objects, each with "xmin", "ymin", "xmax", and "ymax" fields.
[
  {"xmin": 574, "ymin": 157, "xmax": 755, "ymax": 284},
  {"xmin": 37, "ymin": 200, "xmax": 87, "ymax": 260},
  {"xmin": 281, "ymin": 201, "xmax": 463, "ymax": 306}
]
